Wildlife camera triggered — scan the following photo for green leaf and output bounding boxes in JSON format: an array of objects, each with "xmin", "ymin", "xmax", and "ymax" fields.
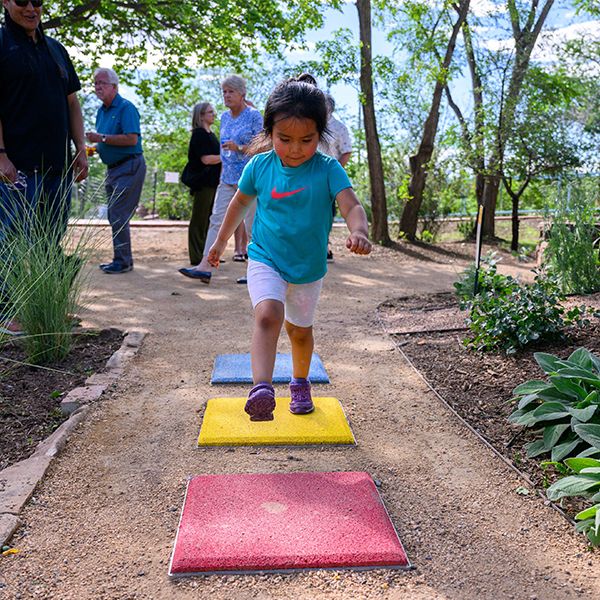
[
  {"xmin": 566, "ymin": 405, "xmax": 597, "ymax": 422},
  {"xmin": 543, "ymin": 423, "xmax": 570, "ymax": 450},
  {"xmin": 565, "ymin": 457, "xmax": 600, "ymax": 473},
  {"xmin": 551, "ymin": 439, "xmax": 581, "ymax": 462},
  {"xmin": 550, "ymin": 377, "xmax": 590, "ymax": 400},
  {"xmin": 535, "ymin": 352, "xmax": 563, "ymax": 374},
  {"xmin": 568, "ymin": 348, "xmax": 594, "ymax": 370},
  {"xmin": 573, "ymin": 424, "xmax": 600, "ymax": 449},
  {"xmin": 555, "ymin": 367, "xmax": 600, "ymax": 387},
  {"xmin": 531, "ymin": 402, "xmax": 570, "ymax": 423},
  {"xmin": 517, "ymin": 394, "xmax": 540, "ymax": 410},
  {"xmin": 575, "ymin": 504, "xmax": 599, "ymax": 521},
  {"xmin": 513, "ymin": 380, "xmax": 551, "ymax": 396},
  {"xmin": 580, "ymin": 467, "xmax": 600, "ymax": 475},
  {"xmin": 546, "ymin": 476, "xmax": 600, "ymax": 501},
  {"xmin": 526, "ymin": 439, "xmax": 548, "ymax": 458},
  {"xmin": 577, "ymin": 447, "xmax": 600, "ymax": 458}
]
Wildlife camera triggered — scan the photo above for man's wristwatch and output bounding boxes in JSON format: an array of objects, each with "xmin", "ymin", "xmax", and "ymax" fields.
[{"xmin": 101, "ymin": 134, "xmax": 107, "ymax": 143}]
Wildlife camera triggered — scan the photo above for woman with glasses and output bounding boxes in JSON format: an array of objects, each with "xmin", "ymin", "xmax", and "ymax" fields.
[
  {"xmin": 178, "ymin": 75, "xmax": 263, "ymax": 284},
  {"xmin": 180, "ymin": 103, "xmax": 222, "ymax": 266}
]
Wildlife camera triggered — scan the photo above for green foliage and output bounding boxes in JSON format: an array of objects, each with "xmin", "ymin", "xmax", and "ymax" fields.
[
  {"xmin": 462, "ymin": 266, "xmax": 588, "ymax": 355},
  {"xmin": 456, "ymin": 216, "xmax": 475, "ymax": 240},
  {"xmin": 453, "ymin": 253, "xmax": 512, "ymax": 305},
  {"xmin": 546, "ymin": 457, "xmax": 600, "ymax": 546},
  {"xmin": 155, "ymin": 190, "xmax": 192, "ymax": 221},
  {"xmin": 544, "ymin": 186, "xmax": 600, "ymax": 295},
  {"xmin": 509, "ymin": 349, "xmax": 600, "ymax": 466},
  {"xmin": 1, "ymin": 182, "xmax": 105, "ymax": 364},
  {"xmin": 42, "ymin": 0, "xmax": 330, "ymax": 99}
]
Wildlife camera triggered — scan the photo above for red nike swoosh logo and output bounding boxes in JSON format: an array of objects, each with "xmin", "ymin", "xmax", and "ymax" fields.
[{"xmin": 271, "ymin": 186, "xmax": 305, "ymax": 199}]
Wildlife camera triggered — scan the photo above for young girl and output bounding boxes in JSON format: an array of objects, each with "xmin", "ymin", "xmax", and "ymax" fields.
[{"xmin": 207, "ymin": 76, "xmax": 371, "ymax": 421}]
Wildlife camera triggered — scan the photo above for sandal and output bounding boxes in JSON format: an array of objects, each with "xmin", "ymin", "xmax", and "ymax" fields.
[{"xmin": 232, "ymin": 253, "xmax": 247, "ymax": 262}]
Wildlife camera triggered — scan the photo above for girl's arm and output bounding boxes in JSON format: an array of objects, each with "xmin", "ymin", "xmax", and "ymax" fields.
[
  {"xmin": 207, "ymin": 190, "xmax": 256, "ymax": 266},
  {"xmin": 336, "ymin": 188, "xmax": 372, "ymax": 255}
]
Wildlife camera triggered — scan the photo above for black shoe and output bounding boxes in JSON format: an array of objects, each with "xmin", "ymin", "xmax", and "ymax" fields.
[
  {"xmin": 102, "ymin": 262, "xmax": 133, "ymax": 274},
  {"xmin": 236, "ymin": 276, "xmax": 247, "ymax": 284},
  {"xmin": 99, "ymin": 262, "xmax": 113, "ymax": 270},
  {"xmin": 326, "ymin": 250, "xmax": 334, "ymax": 263}
]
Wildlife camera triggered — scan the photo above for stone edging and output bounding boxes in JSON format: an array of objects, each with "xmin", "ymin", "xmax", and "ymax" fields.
[{"xmin": 0, "ymin": 330, "xmax": 146, "ymax": 547}]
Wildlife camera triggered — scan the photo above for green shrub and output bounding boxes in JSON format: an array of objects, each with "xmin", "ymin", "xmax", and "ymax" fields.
[
  {"xmin": 456, "ymin": 216, "xmax": 475, "ymax": 240},
  {"xmin": 544, "ymin": 187, "xmax": 600, "ymax": 294},
  {"xmin": 463, "ymin": 271, "xmax": 588, "ymax": 355},
  {"xmin": 509, "ymin": 349, "xmax": 600, "ymax": 462},
  {"xmin": 155, "ymin": 189, "xmax": 192, "ymax": 221},
  {"xmin": 546, "ymin": 457, "xmax": 600, "ymax": 546},
  {"xmin": 453, "ymin": 253, "xmax": 510, "ymax": 305}
]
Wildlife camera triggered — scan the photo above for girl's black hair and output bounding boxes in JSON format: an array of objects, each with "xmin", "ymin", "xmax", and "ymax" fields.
[
  {"xmin": 247, "ymin": 75, "xmax": 329, "ymax": 156},
  {"xmin": 264, "ymin": 75, "xmax": 328, "ymax": 138}
]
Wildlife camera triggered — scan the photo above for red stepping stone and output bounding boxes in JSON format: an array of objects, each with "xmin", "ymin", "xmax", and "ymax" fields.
[{"xmin": 169, "ymin": 471, "xmax": 410, "ymax": 575}]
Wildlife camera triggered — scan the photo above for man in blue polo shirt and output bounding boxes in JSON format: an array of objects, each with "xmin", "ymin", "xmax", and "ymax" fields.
[{"xmin": 86, "ymin": 67, "xmax": 146, "ymax": 274}]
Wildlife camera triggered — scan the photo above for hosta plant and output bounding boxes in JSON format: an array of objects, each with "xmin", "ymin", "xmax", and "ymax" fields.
[
  {"xmin": 509, "ymin": 348, "xmax": 600, "ymax": 462},
  {"xmin": 546, "ymin": 457, "xmax": 600, "ymax": 546}
]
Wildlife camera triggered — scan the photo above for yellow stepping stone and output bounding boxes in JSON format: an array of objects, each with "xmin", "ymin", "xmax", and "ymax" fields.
[{"xmin": 198, "ymin": 397, "xmax": 355, "ymax": 446}]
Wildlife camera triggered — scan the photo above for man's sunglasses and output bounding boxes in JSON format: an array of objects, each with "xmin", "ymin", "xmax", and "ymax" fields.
[{"xmin": 13, "ymin": 0, "xmax": 43, "ymax": 7}]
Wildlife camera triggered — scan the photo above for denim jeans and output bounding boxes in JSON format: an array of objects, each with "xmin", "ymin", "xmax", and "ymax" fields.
[{"xmin": 105, "ymin": 155, "xmax": 146, "ymax": 267}]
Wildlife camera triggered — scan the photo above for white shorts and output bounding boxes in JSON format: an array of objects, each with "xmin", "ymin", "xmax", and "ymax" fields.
[{"xmin": 247, "ymin": 259, "xmax": 323, "ymax": 328}]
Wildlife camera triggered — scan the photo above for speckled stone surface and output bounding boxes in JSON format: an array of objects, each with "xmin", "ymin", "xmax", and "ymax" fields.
[
  {"xmin": 198, "ymin": 397, "xmax": 355, "ymax": 446},
  {"xmin": 210, "ymin": 353, "xmax": 330, "ymax": 384},
  {"xmin": 169, "ymin": 471, "xmax": 409, "ymax": 575}
]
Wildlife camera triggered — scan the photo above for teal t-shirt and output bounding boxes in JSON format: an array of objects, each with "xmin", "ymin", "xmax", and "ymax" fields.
[{"xmin": 238, "ymin": 150, "xmax": 352, "ymax": 284}]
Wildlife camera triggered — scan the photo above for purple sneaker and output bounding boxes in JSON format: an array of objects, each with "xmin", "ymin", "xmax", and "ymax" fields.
[
  {"xmin": 245, "ymin": 382, "xmax": 276, "ymax": 421},
  {"xmin": 289, "ymin": 378, "xmax": 314, "ymax": 414}
]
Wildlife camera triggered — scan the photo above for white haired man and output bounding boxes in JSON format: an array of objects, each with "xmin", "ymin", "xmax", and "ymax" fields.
[{"xmin": 86, "ymin": 68, "xmax": 146, "ymax": 274}]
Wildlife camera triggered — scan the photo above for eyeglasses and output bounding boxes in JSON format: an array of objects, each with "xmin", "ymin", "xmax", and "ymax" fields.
[{"xmin": 13, "ymin": 0, "xmax": 43, "ymax": 7}]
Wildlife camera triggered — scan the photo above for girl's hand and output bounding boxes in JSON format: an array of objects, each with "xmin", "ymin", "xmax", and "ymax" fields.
[
  {"xmin": 207, "ymin": 239, "xmax": 228, "ymax": 267},
  {"xmin": 346, "ymin": 231, "xmax": 372, "ymax": 255}
]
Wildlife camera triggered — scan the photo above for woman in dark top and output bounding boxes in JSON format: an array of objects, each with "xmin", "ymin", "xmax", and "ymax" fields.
[{"xmin": 183, "ymin": 102, "xmax": 221, "ymax": 265}]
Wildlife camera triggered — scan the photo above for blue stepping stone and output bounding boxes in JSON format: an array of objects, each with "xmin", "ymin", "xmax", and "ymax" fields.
[{"xmin": 211, "ymin": 353, "xmax": 330, "ymax": 384}]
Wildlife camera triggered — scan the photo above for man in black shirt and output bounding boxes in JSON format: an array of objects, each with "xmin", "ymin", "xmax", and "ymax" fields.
[{"xmin": 0, "ymin": 0, "xmax": 88, "ymax": 332}]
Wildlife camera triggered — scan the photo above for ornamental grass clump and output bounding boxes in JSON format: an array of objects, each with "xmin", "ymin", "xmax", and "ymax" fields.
[{"xmin": 1, "ymin": 179, "xmax": 107, "ymax": 364}]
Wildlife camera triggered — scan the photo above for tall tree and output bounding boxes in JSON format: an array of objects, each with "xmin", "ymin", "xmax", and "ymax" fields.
[
  {"xmin": 501, "ymin": 68, "xmax": 581, "ymax": 250},
  {"xmin": 357, "ymin": 0, "xmax": 390, "ymax": 245},
  {"xmin": 37, "ymin": 1, "xmax": 331, "ymax": 95},
  {"xmin": 446, "ymin": 0, "xmax": 555, "ymax": 238},
  {"xmin": 398, "ymin": 0, "xmax": 470, "ymax": 240}
]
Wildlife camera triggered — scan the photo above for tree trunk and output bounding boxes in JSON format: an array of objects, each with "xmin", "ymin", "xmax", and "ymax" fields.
[
  {"xmin": 356, "ymin": 0, "xmax": 390, "ymax": 245},
  {"xmin": 399, "ymin": 0, "xmax": 470, "ymax": 240},
  {"xmin": 481, "ymin": 174, "xmax": 501, "ymax": 237}
]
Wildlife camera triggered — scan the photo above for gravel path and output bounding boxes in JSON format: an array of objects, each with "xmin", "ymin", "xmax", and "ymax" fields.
[{"xmin": 1, "ymin": 227, "xmax": 598, "ymax": 599}]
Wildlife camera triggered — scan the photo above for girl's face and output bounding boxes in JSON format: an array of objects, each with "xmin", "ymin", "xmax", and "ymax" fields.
[{"xmin": 272, "ymin": 117, "xmax": 320, "ymax": 168}]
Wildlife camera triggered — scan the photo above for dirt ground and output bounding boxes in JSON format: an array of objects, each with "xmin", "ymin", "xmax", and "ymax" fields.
[{"xmin": 1, "ymin": 225, "xmax": 599, "ymax": 599}]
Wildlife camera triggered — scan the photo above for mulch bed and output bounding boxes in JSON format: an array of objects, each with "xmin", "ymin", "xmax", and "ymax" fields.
[
  {"xmin": 0, "ymin": 328, "xmax": 123, "ymax": 471},
  {"xmin": 380, "ymin": 292, "xmax": 600, "ymax": 515}
]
